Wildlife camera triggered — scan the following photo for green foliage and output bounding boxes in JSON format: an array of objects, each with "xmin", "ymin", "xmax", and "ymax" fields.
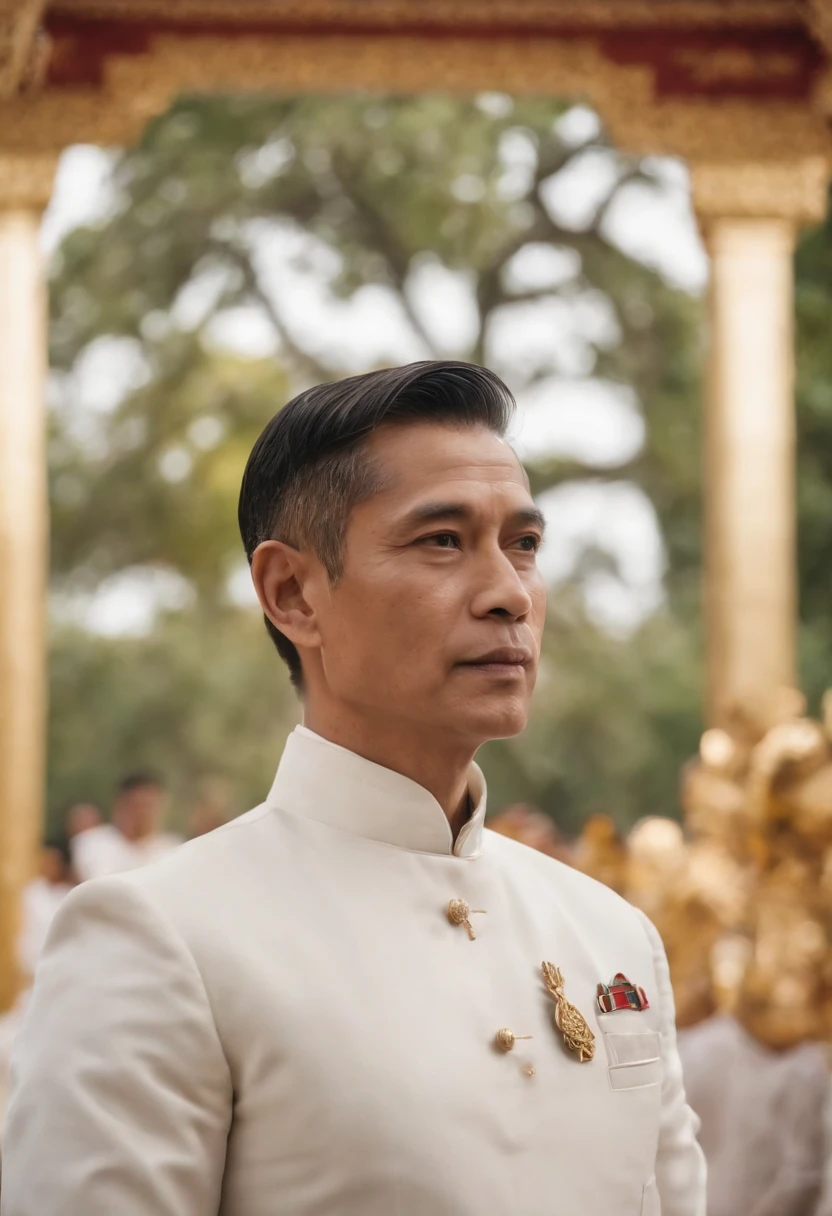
[
  {"xmin": 47, "ymin": 610, "xmax": 299, "ymax": 835},
  {"xmin": 795, "ymin": 219, "xmax": 832, "ymax": 712},
  {"xmin": 51, "ymin": 338, "xmax": 289, "ymax": 598}
]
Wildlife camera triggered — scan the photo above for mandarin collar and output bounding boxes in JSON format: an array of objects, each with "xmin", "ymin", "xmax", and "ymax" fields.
[{"xmin": 267, "ymin": 726, "xmax": 486, "ymax": 858}]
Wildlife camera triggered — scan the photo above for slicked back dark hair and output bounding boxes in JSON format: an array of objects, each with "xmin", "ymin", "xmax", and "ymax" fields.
[{"xmin": 238, "ymin": 360, "xmax": 515, "ymax": 693}]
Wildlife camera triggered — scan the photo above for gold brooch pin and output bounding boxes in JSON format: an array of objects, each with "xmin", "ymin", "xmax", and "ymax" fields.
[
  {"xmin": 494, "ymin": 1027, "xmax": 533, "ymax": 1052},
  {"xmin": 541, "ymin": 961, "xmax": 596, "ymax": 1063},
  {"xmin": 447, "ymin": 898, "xmax": 486, "ymax": 941}
]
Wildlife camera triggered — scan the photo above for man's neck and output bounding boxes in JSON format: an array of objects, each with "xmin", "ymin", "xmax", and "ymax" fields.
[{"xmin": 301, "ymin": 707, "xmax": 476, "ymax": 839}]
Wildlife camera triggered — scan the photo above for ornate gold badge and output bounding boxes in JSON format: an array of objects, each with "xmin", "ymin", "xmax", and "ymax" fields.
[{"xmin": 541, "ymin": 961, "xmax": 596, "ymax": 1063}]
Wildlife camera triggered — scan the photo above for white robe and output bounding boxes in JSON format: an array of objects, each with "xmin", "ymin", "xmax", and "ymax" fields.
[{"xmin": 2, "ymin": 727, "xmax": 705, "ymax": 1215}]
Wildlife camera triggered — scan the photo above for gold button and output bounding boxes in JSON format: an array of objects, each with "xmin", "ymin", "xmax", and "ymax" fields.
[
  {"xmin": 495, "ymin": 1027, "xmax": 533, "ymax": 1052},
  {"xmin": 447, "ymin": 898, "xmax": 486, "ymax": 941}
]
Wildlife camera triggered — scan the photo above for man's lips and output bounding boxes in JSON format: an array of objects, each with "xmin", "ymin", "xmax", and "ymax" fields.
[{"xmin": 456, "ymin": 648, "xmax": 532, "ymax": 670}]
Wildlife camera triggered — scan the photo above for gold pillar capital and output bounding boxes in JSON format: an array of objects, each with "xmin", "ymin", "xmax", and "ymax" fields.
[
  {"xmin": 0, "ymin": 0, "xmax": 46, "ymax": 98},
  {"xmin": 0, "ymin": 150, "xmax": 57, "ymax": 213},
  {"xmin": 691, "ymin": 156, "xmax": 829, "ymax": 228},
  {"xmin": 704, "ymin": 216, "xmax": 797, "ymax": 261}
]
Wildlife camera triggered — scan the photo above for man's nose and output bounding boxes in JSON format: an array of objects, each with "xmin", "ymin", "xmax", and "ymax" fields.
[{"xmin": 470, "ymin": 548, "xmax": 534, "ymax": 621}]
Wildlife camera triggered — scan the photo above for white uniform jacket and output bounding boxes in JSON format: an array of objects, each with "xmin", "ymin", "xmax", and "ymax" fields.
[{"xmin": 2, "ymin": 727, "xmax": 706, "ymax": 1216}]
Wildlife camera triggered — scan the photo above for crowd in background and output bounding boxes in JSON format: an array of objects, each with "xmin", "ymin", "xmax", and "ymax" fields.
[
  {"xmin": 0, "ymin": 773, "xmax": 229, "ymax": 1125},
  {"xmin": 18, "ymin": 773, "xmax": 228, "ymax": 992}
]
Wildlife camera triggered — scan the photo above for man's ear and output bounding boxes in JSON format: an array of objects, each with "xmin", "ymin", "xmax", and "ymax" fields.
[{"xmin": 250, "ymin": 540, "xmax": 322, "ymax": 650}]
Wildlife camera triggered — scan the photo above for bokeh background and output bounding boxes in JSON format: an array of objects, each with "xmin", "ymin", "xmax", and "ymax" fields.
[
  {"xmin": 41, "ymin": 93, "xmax": 832, "ymax": 836},
  {"xmin": 5, "ymin": 7, "xmax": 832, "ymax": 1210}
]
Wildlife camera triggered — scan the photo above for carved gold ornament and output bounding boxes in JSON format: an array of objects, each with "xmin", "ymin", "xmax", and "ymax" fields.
[
  {"xmin": 541, "ymin": 962, "xmax": 596, "ymax": 1062},
  {"xmin": 0, "ymin": 150, "xmax": 56, "ymax": 211},
  {"xmin": 575, "ymin": 685, "xmax": 832, "ymax": 1048},
  {"xmin": 42, "ymin": 1, "xmax": 808, "ymax": 28},
  {"xmin": 3, "ymin": 8, "xmax": 830, "ymax": 168}
]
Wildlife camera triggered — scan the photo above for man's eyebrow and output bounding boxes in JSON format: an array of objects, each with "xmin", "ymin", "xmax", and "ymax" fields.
[
  {"xmin": 514, "ymin": 506, "xmax": 547, "ymax": 534},
  {"xmin": 395, "ymin": 502, "xmax": 547, "ymax": 533},
  {"xmin": 398, "ymin": 502, "xmax": 472, "ymax": 528}
]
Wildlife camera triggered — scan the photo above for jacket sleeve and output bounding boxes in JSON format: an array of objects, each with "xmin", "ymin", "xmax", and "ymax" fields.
[
  {"xmin": 1, "ymin": 876, "xmax": 232, "ymax": 1216},
  {"xmin": 635, "ymin": 909, "xmax": 707, "ymax": 1216}
]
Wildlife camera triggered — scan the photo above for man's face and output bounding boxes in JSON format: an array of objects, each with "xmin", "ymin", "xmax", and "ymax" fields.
[
  {"xmin": 40, "ymin": 847, "xmax": 68, "ymax": 886},
  {"xmin": 65, "ymin": 803, "xmax": 101, "ymax": 838},
  {"xmin": 113, "ymin": 783, "xmax": 165, "ymax": 841},
  {"xmin": 308, "ymin": 422, "xmax": 546, "ymax": 747}
]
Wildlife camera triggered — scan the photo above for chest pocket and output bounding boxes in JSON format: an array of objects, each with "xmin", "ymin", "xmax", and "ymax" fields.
[{"xmin": 598, "ymin": 1010, "xmax": 662, "ymax": 1092}]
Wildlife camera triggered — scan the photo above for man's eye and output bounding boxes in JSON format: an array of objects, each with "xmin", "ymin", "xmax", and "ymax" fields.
[
  {"xmin": 517, "ymin": 535, "xmax": 542, "ymax": 552},
  {"xmin": 423, "ymin": 533, "xmax": 460, "ymax": 549}
]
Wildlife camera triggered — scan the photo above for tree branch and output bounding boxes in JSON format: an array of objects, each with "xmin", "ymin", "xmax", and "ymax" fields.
[
  {"xmin": 473, "ymin": 135, "xmax": 601, "ymax": 352},
  {"xmin": 222, "ymin": 242, "xmax": 333, "ymax": 384},
  {"xmin": 525, "ymin": 453, "xmax": 645, "ymax": 498},
  {"xmin": 587, "ymin": 161, "xmax": 645, "ymax": 234},
  {"xmin": 498, "ymin": 285, "xmax": 576, "ymax": 308},
  {"xmin": 328, "ymin": 154, "xmax": 440, "ymax": 358}
]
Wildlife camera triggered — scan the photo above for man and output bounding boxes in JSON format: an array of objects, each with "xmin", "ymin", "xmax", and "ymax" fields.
[
  {"xmin": 2, "ymin": 361, "xmax": 705, "ymax": 1215},
  {"xmin": 70, "ymin": 772, "xmax": 182, "ymax": 882},
  {"xmin": 63, "ymin": 801, "xmax": 102, "ymax": 841}
]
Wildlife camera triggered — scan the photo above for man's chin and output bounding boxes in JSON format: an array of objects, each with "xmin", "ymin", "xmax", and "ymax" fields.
[{"xmin": 446, "ymin": 699, "xmax": 531, "ymax": 744}]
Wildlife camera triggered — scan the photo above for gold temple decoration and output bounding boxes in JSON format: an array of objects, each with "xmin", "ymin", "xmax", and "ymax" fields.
[
  {"xmin": 571, "ymin": 686, "xmax": 832, "ymax": 1050},
  {"xmin": 541, "ymin": 962, "xmax": 596, "ymax": 1062},
  {"xmin": 494, "ymin": 1027, "xmax": 533, "ymax": 1052},
  {"xmin": 447, "ymin": 898, "xmax": 486, "ymax": 941},
  {"xmin": 572, "ymin": 813, "xmax": 628, "ymax": 894}
]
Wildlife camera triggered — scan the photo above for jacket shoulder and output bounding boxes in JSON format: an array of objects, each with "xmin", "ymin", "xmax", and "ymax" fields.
[
  {"xmin": 121, "ymin": 802, "xmax": 277, "ymax": 897},
  {"xmin": 484, "ymin": 827, "xmax": 646, "ymax": 932}
]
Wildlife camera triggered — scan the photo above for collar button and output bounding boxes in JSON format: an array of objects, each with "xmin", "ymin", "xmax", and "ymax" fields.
[{"xmin": 447, "ymin": 898, "xmax": 486, "ymax": 941}]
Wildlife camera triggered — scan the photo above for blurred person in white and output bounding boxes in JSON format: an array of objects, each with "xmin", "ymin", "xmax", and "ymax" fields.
[
  {"xmin": 63, "ymin": 801, "xmax": 102, "ymax": 841},
  {"xmin": 680, "ymin": 1014, "xmax": 830, "ymax": 1216},
  {"xmin": 17, "ymin": 838, "xmax": 75, "ymax": 982},
  {"xmin": 70, "ymin": 772, "xmax": 182, "ymax": 882},
  {"xmin": 0, "ymin": 839, "xmax": 75, "ymax": 1133},
  {"xmin": 2, "ymin": 362, "xmax": 705, "ymax": 1216},
  {"xmin": 186, "ymin": 777, "xmax": 232, "ymax": 840}
]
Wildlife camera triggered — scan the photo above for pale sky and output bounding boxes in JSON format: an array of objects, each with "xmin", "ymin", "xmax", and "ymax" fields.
[{"xmin": 42, "ymin": 105, "xmax": 708, "ymax": 638}]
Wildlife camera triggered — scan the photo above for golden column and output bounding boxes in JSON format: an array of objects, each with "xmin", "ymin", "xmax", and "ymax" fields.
[
  {"xmin": 0, "ymin": 152, "xmax": 55, "ymax": 1013},
  {"xmin": 692, "ymin": 159, "xmax": 829, "ymax": 727}
]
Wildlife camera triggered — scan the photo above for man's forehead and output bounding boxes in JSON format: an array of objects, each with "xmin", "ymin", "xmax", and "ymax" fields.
[{"xmin": 368, "ymin": 421, "xmax": 527, "ymax": 486}]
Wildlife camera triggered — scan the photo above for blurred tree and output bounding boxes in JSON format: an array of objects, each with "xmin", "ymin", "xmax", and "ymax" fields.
[
  {"xmin": 47, "ymin": 610, "xmax": 300, "ymax": 833},
  {"xmin": 794, "ymin": 215, "xmax": 832, "ymax": 710},
  {"xmin": 44, "ymin": 93, "xmax": 707, "ymax": 832},
  {"xmin": 47, "ymin": 93, "xmax": 830, "ymax": 835},
  {"xmin": 50, "ymin": 94, "xmax": 702, "ymax": 601},
  {"xmin": 51, "ymin": 338, "xmax": 289, "ymax": 600}
]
